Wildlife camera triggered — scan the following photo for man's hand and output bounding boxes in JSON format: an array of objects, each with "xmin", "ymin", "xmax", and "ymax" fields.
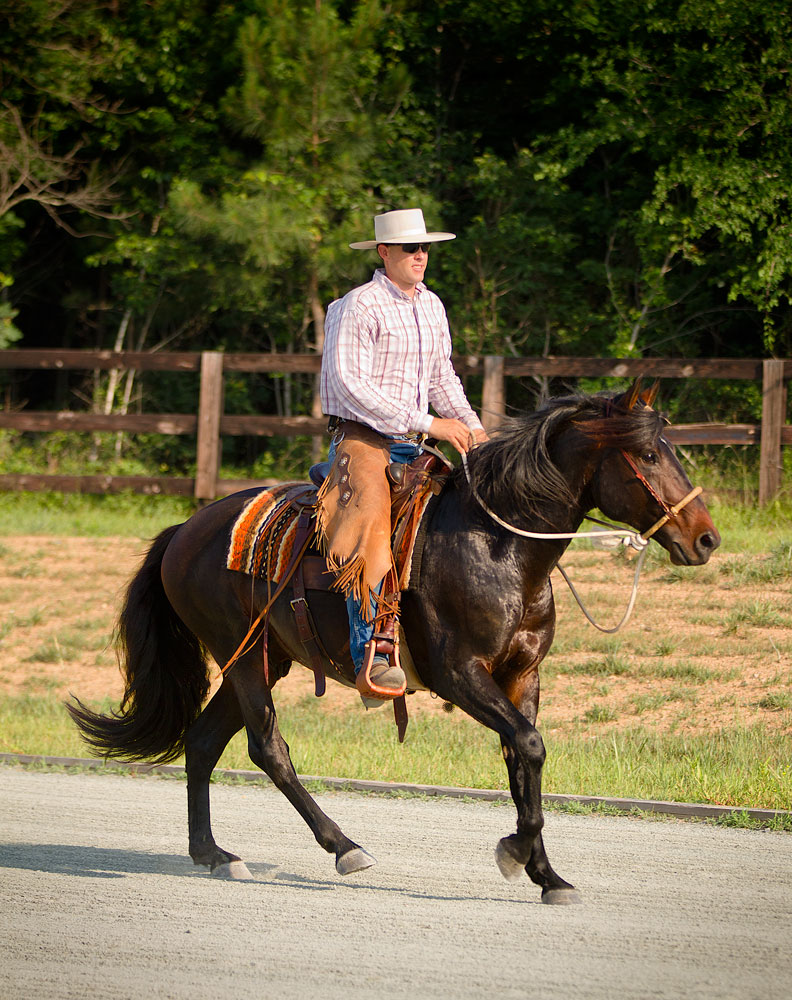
[{"xmin": 429, "ymin": 418, "xmax": 489, "ymax": 455}]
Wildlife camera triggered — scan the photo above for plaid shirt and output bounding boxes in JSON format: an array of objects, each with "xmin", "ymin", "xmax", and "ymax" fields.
[{"xmin": 321, "ymin": 269, "xmax": 484, "ymax": 437}]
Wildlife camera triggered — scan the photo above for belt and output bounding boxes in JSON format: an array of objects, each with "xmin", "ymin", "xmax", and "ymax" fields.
[
  {"xmin": 389, "ymin": 432, "xmax": 426, "ymax": 444},
  {"xmin": 326, "ymin": 416, "xmax": 425, "ymax": 445}
]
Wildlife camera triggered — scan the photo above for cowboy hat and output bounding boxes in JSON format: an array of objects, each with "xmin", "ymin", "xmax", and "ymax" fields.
[{"xmin": 349, "ymin": 208, "xmax": 456, "ymax": 250}]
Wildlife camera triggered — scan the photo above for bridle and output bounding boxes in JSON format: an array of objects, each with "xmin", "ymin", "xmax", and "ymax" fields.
[
  {"xmin": 618, "ymin": 448, "xmax": 702, "ymax": 542},
  {"xmin": 460, "ymin": 443, "xmax": 703, "ymax": 633}
]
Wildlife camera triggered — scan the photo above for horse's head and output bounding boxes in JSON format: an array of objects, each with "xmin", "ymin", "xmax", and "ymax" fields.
[{"xmin": 584, "ymin": 383, "xmax": 721, "ymax": 566}]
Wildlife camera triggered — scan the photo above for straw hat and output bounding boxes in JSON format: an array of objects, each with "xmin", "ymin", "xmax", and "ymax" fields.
[{"xmin": 349, "ymin": 208, "xmax": 456, "ymax": 250}]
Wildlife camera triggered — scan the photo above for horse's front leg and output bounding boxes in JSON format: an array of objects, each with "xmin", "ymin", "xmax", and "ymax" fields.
[
  {"xmin": 495, "ymin": 664, "xmax": 580, "ymax": 903},
  {"xmin": 433, "ymin": 652, "xmax": 580, "ymax": 904}
]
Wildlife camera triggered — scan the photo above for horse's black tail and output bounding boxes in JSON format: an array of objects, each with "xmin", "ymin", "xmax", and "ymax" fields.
[{"xmin": 67, "ymin": 523, "xmax": 210, "ymax": 764}]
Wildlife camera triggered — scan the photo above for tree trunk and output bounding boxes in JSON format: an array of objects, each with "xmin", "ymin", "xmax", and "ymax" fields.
[{"xmin": 90, "ymin": 308, "xmax": 132, "ymax": 461}]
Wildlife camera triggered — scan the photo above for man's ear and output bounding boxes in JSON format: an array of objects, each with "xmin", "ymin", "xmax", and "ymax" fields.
[{"xmin": 376, "ymin": 244, "xmax": 388, "ymax": 263}]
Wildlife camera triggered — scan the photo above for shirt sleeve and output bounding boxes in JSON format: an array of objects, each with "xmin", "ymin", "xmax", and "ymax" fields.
[
  {"xmin": 323, "ymin": 298, "xmax": 433, "ymax": 436},
  {"xmin": 427, "ymin": 307, "xmax": 485, "ymax": 431}
]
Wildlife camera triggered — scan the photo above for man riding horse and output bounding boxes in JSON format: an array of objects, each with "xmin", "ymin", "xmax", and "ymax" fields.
[{"xmin": 316, "ymin": 208, "xmax": 487, "ymax": 705}]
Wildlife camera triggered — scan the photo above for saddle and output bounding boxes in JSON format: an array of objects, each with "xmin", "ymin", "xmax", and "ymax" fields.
[{"xmin": 225, "ymin": 445, "xmax": 448, "ymax": 740}]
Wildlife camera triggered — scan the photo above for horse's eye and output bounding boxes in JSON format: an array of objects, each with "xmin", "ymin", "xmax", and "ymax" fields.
[{"xmin": 642, "ymin": 452, "xmax": 658, "ymax": 465}]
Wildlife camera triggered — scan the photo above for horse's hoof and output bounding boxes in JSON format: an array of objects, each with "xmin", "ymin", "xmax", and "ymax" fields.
[
  {"xmin": 212, "ymin": 859, "xmax": 254, "ymax": 881},
  {"xmin": 336, "ymin": 847, "xmax": 377, "ymax": 875},
  {"xmin": 541, "ymin": 887, "xmax": 583, "ymax": 905},
  {"xmin": 494, "ymin": 839, "xmax": 525, "ymax": 883}
]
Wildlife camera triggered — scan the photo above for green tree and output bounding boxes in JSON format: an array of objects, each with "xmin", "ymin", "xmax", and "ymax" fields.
[
  {"xmin": 0, "ymin": 0, "xmax": 132, "ymax": 346},
  {"xmin": 166, "ymin": 0, "xmax": 425, "ymax": 439},
  {"xmin": 388, "ymin": 0, "xmax": 792, "ymax": 360},
  {"xmin": 170, "ymin": 0, "xmax": 414, "ymax": 346},
  {"xmin": 436, "ymin": 151, "xmax": 595, "ymax": 358},
  {"xmin": 526, "ymin": 0, "xmax": 792, "ymax": 354},
  {"xmin": 5, "ymin": 0, "xmax": 792, "ymax": 406}
]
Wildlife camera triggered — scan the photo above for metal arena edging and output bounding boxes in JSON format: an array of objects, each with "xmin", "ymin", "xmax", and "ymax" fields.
[{"xmin": 0, "ymin": 753, "xmax": 787, "ymax": 824}]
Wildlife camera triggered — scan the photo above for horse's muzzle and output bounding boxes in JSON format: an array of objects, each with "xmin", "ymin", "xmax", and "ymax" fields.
[{"xmin": 670, "ymin": 525, "xmax": 721, "ymax": 565}]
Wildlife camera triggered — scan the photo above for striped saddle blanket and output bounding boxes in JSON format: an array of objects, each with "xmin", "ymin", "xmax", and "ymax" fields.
[
  {"xmin": 226, "ymin": 483, "xmax": 315, "ymax": 582},
  {"xmin": 226, "ymin": 481, "xmax": 434, "ymax": 589}
]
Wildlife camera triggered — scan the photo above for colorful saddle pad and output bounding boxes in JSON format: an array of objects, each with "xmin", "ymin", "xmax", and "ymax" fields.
[
  {"xmin": 226, "ymin": 482, "xmax": 315, "ymax": 582},
  {"xmin": 227, "ymin": 480, "xmax": 435, "ymax": 588}
]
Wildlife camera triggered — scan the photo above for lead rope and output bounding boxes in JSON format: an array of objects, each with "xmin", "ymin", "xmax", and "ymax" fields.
[
  {"xmin": 460, "ymin": 450, "xmax": 702, "ymax": 633},
  {"xmin": 555, "ymin": 547, "xmax": 648, "ymax": 634}
]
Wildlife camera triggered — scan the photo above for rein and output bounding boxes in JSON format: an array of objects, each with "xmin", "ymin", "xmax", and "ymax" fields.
[
  {"xmin": 460, "ymin": 448, "xmax": 703, "ymax": 633},
  {"xmin": 220, "ymin": 528, "xmax": 315, "ymax": 677}
]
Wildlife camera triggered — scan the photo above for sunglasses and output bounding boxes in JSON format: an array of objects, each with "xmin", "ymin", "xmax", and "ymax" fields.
[{"xmin": 400, "ymin": 243, "xmax": 431, "ymax": 254}]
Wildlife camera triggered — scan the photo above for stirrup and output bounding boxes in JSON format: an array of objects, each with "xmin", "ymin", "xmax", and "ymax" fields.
[{"xmin": 355, "ymin": 641, "xmax": 407, "ymax": 701}]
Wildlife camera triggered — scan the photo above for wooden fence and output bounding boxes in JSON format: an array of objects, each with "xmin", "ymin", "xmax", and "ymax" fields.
[{"xmin": 0, "ymin": 349, "xmax": 789, "ymax": 503}]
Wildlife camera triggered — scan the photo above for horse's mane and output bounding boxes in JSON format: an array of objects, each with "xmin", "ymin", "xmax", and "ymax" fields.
[{"xmin": 458, "ymin": 392, "xmax": 667, "ymax": 524}]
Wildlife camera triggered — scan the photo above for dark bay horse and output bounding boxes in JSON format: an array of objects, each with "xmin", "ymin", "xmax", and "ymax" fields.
[{"xmin": 68, "ymin": 384, "xmax": 720, "ymax": 903}]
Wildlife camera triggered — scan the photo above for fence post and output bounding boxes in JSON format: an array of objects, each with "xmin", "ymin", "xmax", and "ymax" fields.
[
  {"xmin": 759, "ymin": 358, "xmax": 786, "ymax": 505},
  {"xmin": 195, "ymin": 351, "xmax": 224, "ymax": 500},
  {"xmin": 481, "ymin": 355, "xmax": 506, "ymax": 433}
]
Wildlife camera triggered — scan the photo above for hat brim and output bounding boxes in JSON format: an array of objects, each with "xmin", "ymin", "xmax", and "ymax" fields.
[{"xmin": 349, "ymin": 232, "xmax": 456, "ymax": 250}]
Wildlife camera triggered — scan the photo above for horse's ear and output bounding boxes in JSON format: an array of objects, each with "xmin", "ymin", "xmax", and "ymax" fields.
[
  {"xmin": 624, "ymin": 377, "xmax": 643, "ymax": 410},
  {"xmin": 640, "ymin": 379, "xmax": 660, "ymax": 409}
]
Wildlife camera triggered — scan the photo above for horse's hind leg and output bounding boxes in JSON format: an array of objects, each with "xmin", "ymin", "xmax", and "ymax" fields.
[
  {"xmin": 184, "ymin": 680, "xmax": 247, "ymax": 873},
  {"xmin": 229, "ymin": 655, "xmax": 376, "ymax": 876}
]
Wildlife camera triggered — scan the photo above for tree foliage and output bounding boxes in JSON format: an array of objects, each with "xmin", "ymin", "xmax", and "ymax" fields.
[{"xmin": 2, "ymin": 0, "xmax": 791, "ymax": 417}]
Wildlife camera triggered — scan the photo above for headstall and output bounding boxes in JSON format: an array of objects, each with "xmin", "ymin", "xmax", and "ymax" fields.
[{"xmin": 619, "ymin": 448, "xmax": 702, "ymax": 542}]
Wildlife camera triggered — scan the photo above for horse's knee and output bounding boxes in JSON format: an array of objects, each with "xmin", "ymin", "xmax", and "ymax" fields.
[
  {"xmin": 246, "ymin": 731, "xmax": 270, "ymax": 770},
  {"xmin": 510, "ymin": 725, "xmax": 545, "ymax": 768},
  {"xmin": 524, "ymin": 730, "xmax": 546, "ymax": 766}
]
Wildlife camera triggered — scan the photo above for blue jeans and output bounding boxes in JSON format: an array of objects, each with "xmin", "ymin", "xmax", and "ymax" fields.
[{"xmin": 324, "ymin": 436, "xmax": 423, "ymax": 670}]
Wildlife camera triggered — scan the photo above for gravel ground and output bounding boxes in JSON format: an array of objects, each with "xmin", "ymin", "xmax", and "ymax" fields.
[{"xmin": 2, "ymin": 766, "xmax": 791, "ymax": 1000}]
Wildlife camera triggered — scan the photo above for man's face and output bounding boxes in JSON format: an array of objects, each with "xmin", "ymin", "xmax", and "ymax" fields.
[{"xmin": 378, "ymin": 243, "xmax": 429, "ymax": 295}]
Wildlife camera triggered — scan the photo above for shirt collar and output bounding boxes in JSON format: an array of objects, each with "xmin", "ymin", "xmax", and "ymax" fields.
[{"xmin": 373, "ymin": 267, "xmax": 425, "ymax": 301}]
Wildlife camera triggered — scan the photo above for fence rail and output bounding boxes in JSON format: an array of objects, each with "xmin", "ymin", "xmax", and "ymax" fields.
[{"xmin": 1, "ymin": 349, "xmax": 789, "ymax": 503}]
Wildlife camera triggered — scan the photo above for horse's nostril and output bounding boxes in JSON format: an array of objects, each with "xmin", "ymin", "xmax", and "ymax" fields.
[{"xmin": 698, "ymin": 532, "xmax": 718, "ymax": 551}]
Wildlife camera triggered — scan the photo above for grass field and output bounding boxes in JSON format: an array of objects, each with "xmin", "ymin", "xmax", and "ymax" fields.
[
  {"xmin": 0, "ymin": 491, "xmax": 790, "ymax": 822},
  {"xmin": 3, "ymin": 693, "xmax": 789, "ymax": 819}
]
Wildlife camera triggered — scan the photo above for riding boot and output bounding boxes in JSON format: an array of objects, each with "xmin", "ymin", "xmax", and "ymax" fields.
[{"xmin": 354, "ymin": 579, "xmax": 406, "ymax": 703}]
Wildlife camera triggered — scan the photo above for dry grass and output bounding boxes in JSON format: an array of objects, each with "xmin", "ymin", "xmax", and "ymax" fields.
[{"xmin": 0, "ymin": 535, "xmax": 790, "ymax": 741}]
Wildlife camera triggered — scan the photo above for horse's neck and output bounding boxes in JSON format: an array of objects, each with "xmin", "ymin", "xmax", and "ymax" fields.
[
  {"xmin": 450, "ymin": 479, "xmax": 584, "ymax": 568},
  {"xmin": 461, "ymin": 454, "xmax": 592, "ymax": 577},
  {"xmin": 514, "ymin": 500, "xmax": 585, "ymax": 577},
  {"xmin": 523, "ymin": 454, "xmax": 593, "ymax": 559}
]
